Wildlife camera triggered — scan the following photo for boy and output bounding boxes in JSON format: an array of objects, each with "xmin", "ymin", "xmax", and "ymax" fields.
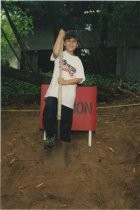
[{"xmin": 43, "ymin": 29, "xmax": 85, "ymax": 149}]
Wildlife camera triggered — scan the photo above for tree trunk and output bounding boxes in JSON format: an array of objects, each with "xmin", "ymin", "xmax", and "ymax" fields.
[
  {"xmin": 1, "ymin": 65, "xmax": 51, "ymax": 86},
  {"xmin": 123, "ymin": 33, "xmax": 127, "ymax": 80}
]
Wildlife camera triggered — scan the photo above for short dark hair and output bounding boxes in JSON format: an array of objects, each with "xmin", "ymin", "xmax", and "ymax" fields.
[{"xmin": 64, "ymin": 30, "xmax": 79, "ymax": 42}]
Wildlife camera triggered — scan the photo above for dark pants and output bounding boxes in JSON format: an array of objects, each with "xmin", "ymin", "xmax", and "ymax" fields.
[{"xmin": 43, "ymin": 97, "xmax": 73, "ymax": 142}]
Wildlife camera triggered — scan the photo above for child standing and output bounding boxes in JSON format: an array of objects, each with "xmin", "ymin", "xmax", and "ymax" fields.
[{"xmin": 43, "ymin": 29, "xmax": 85, "ymax": 149}]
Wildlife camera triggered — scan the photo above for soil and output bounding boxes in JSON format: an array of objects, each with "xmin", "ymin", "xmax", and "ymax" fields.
[{"xmin": 1, "ymin": 98, "xmax": 140, "ymax": 209}]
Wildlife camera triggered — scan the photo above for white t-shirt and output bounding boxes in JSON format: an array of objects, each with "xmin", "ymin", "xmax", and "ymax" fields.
[{"xmin": 45, "ymin": 50, "xmax": 85, "ymax": 109}]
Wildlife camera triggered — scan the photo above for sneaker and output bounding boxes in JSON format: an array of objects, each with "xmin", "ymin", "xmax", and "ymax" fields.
[{"xmin": 44, "ymin": 136, "xmax": 56, "ymax": 149}]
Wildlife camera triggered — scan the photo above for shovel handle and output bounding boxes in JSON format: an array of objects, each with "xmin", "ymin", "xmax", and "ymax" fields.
[
  {"xmin": 57, "ymin": 41, "xmax": 63, "ymax": 140},
  {"xmin": 57, "ymin": 41, "xmax": 63, "ymax": 121}
]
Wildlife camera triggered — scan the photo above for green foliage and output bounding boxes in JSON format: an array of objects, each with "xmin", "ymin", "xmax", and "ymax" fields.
[
  {"xmin": 120, "ymin": 80, "xmax": 140, "ymax": 91},
  {"xmin": 1, "ymin": 74, "xmax": 139, "ymax": 106},
  {"xmin": 1, "ymin": 1, "xmax": 140, "ymax": 86},
  {"xmin": 83, "ymin": 73, "xmax": 140, "ymax": 91},
  {"xmin": 83, "ymin": 73, "xmax": 118, "ymax": 87},
  {"xmin": 1, "ymin": 77, "xmax": 40, "ymax": 100},
  {"xmin": 43, "ymin": 71, "xmax": 53, "ymax": 78},
  {"xmin": 109, "ymin": 2, "xmax": 140, "ymax": 32},
  {"xmin": 1, "ymin": 4, "xmax": 33, "ymax": 64}
]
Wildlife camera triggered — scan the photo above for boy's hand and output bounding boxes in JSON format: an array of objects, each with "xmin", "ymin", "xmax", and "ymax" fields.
[
  {"xmin": 58, "ymin": 77, "xmax": 67, "ymax": 85},
  {"xmin": 58, "ymin": 77, "xmax": 82, "ymax": 85},
  {"xmin": 58, "ymin": 29, "xmax": 65, "ymax": 40}
]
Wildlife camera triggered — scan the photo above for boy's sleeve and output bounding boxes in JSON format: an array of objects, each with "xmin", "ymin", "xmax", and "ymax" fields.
[
  {"xmin": 75, "ymin": 58, "xmax": 85, "ymax": 84},
  {"xmin": 50, "ymin": 53, "xmax": 55, "ymax": 61}
]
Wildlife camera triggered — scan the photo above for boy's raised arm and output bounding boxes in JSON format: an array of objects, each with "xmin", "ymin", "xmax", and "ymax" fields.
[{"xmin": 53, "ymin": 29, "xmax": 65, "ymax": 58}]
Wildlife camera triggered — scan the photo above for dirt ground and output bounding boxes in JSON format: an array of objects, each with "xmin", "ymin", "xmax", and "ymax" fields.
[{"xmin": 1, "ymin": 99, "xmax": 140, "ymax": 209}]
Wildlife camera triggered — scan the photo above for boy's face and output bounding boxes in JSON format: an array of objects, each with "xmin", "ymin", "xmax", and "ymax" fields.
[{"xmin": 64, "ymin": 38, "xmax": 78, "ymax": 54}]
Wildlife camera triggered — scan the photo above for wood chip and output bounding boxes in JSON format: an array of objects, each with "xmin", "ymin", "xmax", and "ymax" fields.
[
  {"xmin": 9, "ymin": 158, "xmax": 16, "ymax": 164},
  {"xmin": 36, "ymin": 183, "xmax": 44, "ymax": 188},
  {"xmin": 60, "ymin": 204, "xmax": 69, "ymax": 207},
  {"xmin": 7, "ymin": 153, "xmax": 14, "ymax": 156},
  {"xmin": 133, "ymin": 167, "xmax": 136, "ymax": 173},
  {"xmin": 108, "ymin": 147, "xmax": 115, "ymax": 153}
]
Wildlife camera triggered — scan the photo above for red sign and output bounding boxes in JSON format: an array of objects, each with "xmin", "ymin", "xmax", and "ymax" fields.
[{"xmin": 39, "ymin": 85, "xmax": 97, "ymax": 131}]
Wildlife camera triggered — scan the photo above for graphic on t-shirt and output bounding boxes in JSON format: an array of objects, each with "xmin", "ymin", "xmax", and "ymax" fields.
[{"xmin": 61, "ymin": 59, "xmax": 76, "ymax": 77}]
